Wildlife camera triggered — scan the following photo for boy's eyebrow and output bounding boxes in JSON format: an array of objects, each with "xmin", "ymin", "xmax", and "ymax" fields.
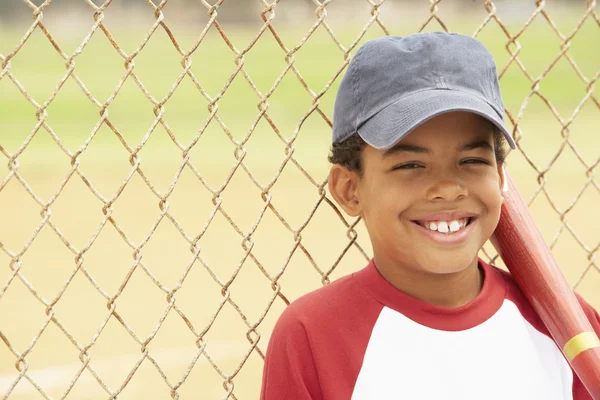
[
  {"xmin": 460, "ymin": 139, "xmax": 494, "ymax": 153},
  {"xmin": 382, "ymin": 144, "xmax": 430, "ymax": 158}
]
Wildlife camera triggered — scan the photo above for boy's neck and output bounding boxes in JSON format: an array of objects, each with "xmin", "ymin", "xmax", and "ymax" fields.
[{"xmin": 374, "ymin": 258, "xmax": 484, "ymax": 309}]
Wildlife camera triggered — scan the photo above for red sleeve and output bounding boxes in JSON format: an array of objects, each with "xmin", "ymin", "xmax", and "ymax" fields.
[
  {"xmin": 572, "ymin": 292, "xmax": 600, "ymax": 399},
  {"xmin": 260, "ymin": 306, "xmax": 324, "ymax": 400}
]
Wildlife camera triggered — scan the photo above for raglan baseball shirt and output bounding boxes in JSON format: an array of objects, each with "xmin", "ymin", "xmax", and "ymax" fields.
[{"xmin": 260, "ymin": 258, "xmax": 600, "ymax": 399}]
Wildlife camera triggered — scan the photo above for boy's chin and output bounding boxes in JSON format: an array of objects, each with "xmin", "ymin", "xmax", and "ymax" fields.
[{"xmin": 416, "ymin": 252, "xmax": 479, "ymax": 275}]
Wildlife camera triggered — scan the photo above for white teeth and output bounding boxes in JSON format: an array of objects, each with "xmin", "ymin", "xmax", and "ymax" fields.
[
  {"xmin": 449, "ymin": 220, "xmax": 460, "ymax": 232},
  {"xmin": 437, "ymin": 221, "xmax": 449, "ymax": 233},
  {"xmin": 419, "ymin": 218, "xmax": 471, "ymax": 234}
]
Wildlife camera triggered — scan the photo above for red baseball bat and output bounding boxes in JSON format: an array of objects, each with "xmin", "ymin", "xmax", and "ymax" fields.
[{"xmin": 491, "ymin": 169, "xmax": 600, "ymax": 397}]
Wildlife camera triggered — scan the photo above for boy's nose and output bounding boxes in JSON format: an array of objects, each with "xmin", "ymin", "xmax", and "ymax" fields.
[{"xmin": 427, "ymin": 178, "xmax": 468, "ymax": 202}]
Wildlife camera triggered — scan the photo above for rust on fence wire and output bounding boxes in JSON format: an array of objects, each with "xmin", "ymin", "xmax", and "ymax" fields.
[{"xmin": 0, "ymin": 0, "xmax": 599, "ymax": 398}]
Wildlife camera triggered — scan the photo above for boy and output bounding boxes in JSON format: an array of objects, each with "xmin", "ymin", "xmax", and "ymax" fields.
[{"xmin": 260, "ymin": 32, "xmax": 600, "ymax": 399}]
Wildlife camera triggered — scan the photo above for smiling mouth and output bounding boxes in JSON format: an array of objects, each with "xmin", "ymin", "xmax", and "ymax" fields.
[{"xmin": 412, "ymin": 217, "xmax": 476, "ymax": 234}]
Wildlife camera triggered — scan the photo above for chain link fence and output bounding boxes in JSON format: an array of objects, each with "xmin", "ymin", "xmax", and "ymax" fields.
[{"xmin": 1, "ymin": 0, "xmax": 599, "ymax": 398}]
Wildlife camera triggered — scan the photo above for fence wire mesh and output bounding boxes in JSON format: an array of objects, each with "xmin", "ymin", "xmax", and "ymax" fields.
[{"xmin": 0, "ymin": 0, "xmax": 599, "ymax": 398}]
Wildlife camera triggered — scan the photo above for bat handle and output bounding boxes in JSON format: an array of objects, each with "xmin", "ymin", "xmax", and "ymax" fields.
[{"xmin": 491, "ymin": 170, "xmax": 600, "ymax": 398}]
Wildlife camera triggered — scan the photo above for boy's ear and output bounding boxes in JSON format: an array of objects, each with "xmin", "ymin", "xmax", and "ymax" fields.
[
  {"xmin": 498, "ymin": 162, "xmax": 508, "ymax": 195},
  {"xmin": 328, "ymin": 164, "xmax": 362, "ymax": 217}
]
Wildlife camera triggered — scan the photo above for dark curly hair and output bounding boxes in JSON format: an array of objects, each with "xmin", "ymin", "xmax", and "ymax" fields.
[{"xmin": 329, "ymin": 129, "xmax": 508, "ymax": 175}]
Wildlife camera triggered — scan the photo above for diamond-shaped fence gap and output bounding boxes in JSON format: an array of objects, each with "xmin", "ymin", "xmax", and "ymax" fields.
[
  {"xmin": 527, "ymin": 192, "xmax": 565, "ymax": 246},
  {"xmin": 42, "ymin": 78, "xmax": 104, "ymax": 154},
  {"xmin": 162, "ymin": 165, "xmax": 216, "ymax": 238},
  {"xmin": 217, "ymin": 168, "xmax": 272, "ymax": 235},
  {"xmin": 263, "ymin": 64, "xmax": 319, "ymax": 139},
  {"xmin": 76, "ymin": 218, "xmax": 138, "ymax": 298},
  {"xmin": 170, "ymin": 252, "xmax": 234, "ymax": 338},
  {"xmin": 133, "ymin": 123, "xmax": 190, "ymax": 195},
  {"xmin": 113, "ymin": 355, "xmax": 174, "ymax": 399},
  {"xmin": 103, "ymin": 171, "xmax": 164, "ymax": 245},
  {"xmin": 512, "ymin": 13, "xmax": 566, "ymax": 81},
  {"xmin": 136, "ymin": 307, "xmax": 199, "ymax": 391},
  {"xmin": 3, "ymin": 25, "xmax": 72, "ymax": 105},
  {"xmin": 96, "ymin": 77, "xmax": 159, "ymax": 148},
  {"xmin": 551, "ymin": 231, "xmax": 592, "ymax": 286},
  {"xmin": 0, "ymin": 72, "xmax": 41, "ymax": 154},
  {"xmin": 277, "ymin": 245, "xmax": 328, "ymax": 303},
  {"xmin": 0, "ymin": 175, "xmax": 44, "ymax": 252},
  {"xmin": 574, "ymin": 267, "xmax": 600, "ymax": 314},
  {"xmin": 290, "ymin": 110, "xmax": 336, "ymax": 181},
  {"xmin": 566, "ymin": 11, "xmax": 600, "ymax": 80},
  {"xmin": 538, "ymin": 53, "xmax": 591, "ymax": 118},
  {"xmin": 226, "ymin": 257, "xmax": 280, "ymax": 327},
  {"xmin": 84, "ymin": 314, "xmax": 148, "ymax": 390},
  {"xmin": 15, "ymin": 222, "xmax": 77, "ymax": 302},
  {"xmin": 239, "ymin": 20, "xmax": 290, "ymax": 96},
  {"xmin": 131, "ymin": 26, "xmax": 187, "ymax": 101},
  {"xmin": 195, "ymin": 209, "xmax": 249, "ymax": 285},
  {"xmin": 249, "ymin": 204, "xmax": 299, "ymax": 278},
  {"xmin": 513, "ymin": 95, "xmax": 566, "ymax": 168},
  {"xmin": 186, "ymin": 22, "xmax": 240, "ymax": 101},
  {"xmin": 186, "ymin": 122, "xmax": 239, "ymax": 190},
  {"xmin": 200, "ymin": 300, "xmax": 256, "ymax": 368},
  {"xmin": 565, "ymin": 101, "xmax": 600, "ymax": 167},
  {"xmin": 17, "ymin": 319, "xmax": 84, "ymax": 399},
  {"xmin": 267, "ymin": 163, "xmax": 324, "ymax": 230},
  {"xmin": 557, "ymin": 180, "xmax": 600, "ymax": 250},
  {"xmin": 138, "ymin": 213, "xmax": 197, "ymax": 290},
  {"xmin": 50, "ymin": 268, "xmax": 110, "ymax": 349},
  {"xmin": 154, "ymin": 72, "xmax": 212, "ymax": 148},
  {"xmin": 6, "ymin": 130, "xmax": 75, "ymax": 204},
  {"xmin": 542, "ymin": 144, "xmax": 591, "ymax": 212},
  {"xmin": 0, "ymin": 276, "xmax": 49, "ymax": 354},
  {"xmin": 213, "ymin": 69, "xmax": 270, "ymax": 145},
  {"xmin": 43, "ymin": 166, "xmax": 107, "ymax": 250},
  {"xmin": 112, "ymin": 262, "xmax": 172, "ymax": 341},
  {"xmin": 67, "ymin": 23, "xmax": 132, "ymax": 105},
  {"xmin": 290, "ymin": 23, "xmax": 350, "ymax": 99},
  {"xmin": 239, "ymin": 117, "xmax": 288, "ymax": 185},
  {"xmin": 498, "ymin": 58, "xmax": 536, "ymax": 116}
]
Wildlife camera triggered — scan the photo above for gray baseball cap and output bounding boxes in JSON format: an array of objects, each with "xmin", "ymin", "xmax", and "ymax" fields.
[{"xmin": 332, "ymin": 32, "xmax": 516, "ymax": 150}]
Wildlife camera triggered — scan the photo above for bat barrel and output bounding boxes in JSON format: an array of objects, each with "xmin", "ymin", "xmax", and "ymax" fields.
[{"xmin": 491, "ymin": 171, "xmax": 600, "ymax": 398}]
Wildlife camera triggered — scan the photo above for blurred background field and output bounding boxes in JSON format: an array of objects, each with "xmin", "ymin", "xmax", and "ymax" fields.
[{"xmin": 1, "ymin": 0, "xmax": 599, "ymax": 399}]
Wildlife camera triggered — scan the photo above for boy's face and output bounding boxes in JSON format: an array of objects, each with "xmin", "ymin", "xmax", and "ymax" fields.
[{"xmin": 332, "ymin": 112, "xmax": 504, "ymax": 276}]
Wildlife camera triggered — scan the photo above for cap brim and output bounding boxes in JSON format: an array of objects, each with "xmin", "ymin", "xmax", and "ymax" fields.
[{"xmin": 357, "ymin": 89, "xmax": 516, "ymax": 150}]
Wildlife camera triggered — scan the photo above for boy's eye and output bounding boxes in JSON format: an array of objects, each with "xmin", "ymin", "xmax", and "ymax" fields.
[
  {"xmin": 392, "ymin": 163, "xmax": 424, "ymax": 170},
  {"xmin": 461, "ymin": 158, "xmax": 490, "ymax": 165}
]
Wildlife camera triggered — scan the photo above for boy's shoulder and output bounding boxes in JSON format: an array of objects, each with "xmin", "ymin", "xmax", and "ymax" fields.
[{"xmin": 278, "ymin": 263, "xmax": 379, "ymax": 328}]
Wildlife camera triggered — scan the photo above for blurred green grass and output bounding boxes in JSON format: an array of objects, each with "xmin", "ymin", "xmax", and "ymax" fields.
[{"xmin": 1, "ymin": 12, "xmax": 599, "ymax": 173}]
